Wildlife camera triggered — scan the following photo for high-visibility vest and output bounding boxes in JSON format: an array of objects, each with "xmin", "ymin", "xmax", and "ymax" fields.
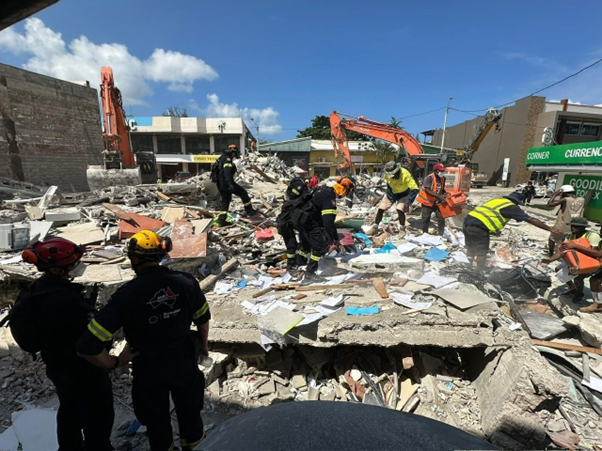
[
  {"xmin": 468, "ymin": 198, "xmax": 515, "ymax": 233},
  {"xmin": 417, "ymin": 173, "xmax": 444, "ymax": 207}
]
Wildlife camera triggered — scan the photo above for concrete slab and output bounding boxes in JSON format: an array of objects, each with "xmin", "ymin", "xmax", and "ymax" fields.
[
  {"xmin": 73, "ymin": 264, "xmax": 122, "ymax": 283},
  {"xmin": 161, "ymin": 207, "xmax": 185, "ymax": 224},
  {"xmin": 169, "ymin": 220, "xmax": 207, "ymax": 259},
  {"xmin": 44, "ymin": 208, "xmax": 80, "ymax": 223},
  {"xmin": 432, "ymin": 284, "xmax": 496, "ymax": 311},
  {"xmin": 207, "ymin": 284, "xmax": 518, "ymax": 348},
  {"xmin": 118, "ymin": 213, "xmax": 165, "ymax": 239},
  {"xmin": 57, "ymin": 222, "xmax": 105, "ymax": 245}
]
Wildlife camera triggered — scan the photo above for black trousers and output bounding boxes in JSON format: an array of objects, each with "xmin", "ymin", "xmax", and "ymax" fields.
[
  {"xmin": 132, "ymin": 357, "xmax": 205, "ymax": 451},
  {"xmin": 421, "ymin": 205, "xmax": 445, "ymax": 235},
  {"xmin": 46, "ymin": 363, "xmax": 114, "ymax": 451},
  {"xmin": 297, "ymin": 221, "xmax": 329, "ymax": 274},
  {"xmin": 217, "ymin": 183, "xmax": 252, "ymax": 220},
  {"xmin": 279, "ymin": 225, "xmax": 311, "ymax": 267}
]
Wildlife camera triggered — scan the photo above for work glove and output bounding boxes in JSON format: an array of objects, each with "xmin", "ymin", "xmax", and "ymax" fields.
[{"xmin": 228, "ymin": 185, "xmax": 235, "ymax": 193}]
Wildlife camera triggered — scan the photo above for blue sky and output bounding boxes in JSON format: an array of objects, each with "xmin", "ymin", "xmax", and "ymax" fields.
[{"xmin": 1, "ymin": 0, "xmax": 602, "ymax": 141}]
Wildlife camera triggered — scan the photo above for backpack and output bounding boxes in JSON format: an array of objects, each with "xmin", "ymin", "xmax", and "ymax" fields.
[
  {"xmin": 210, "ymin": 157, "xmax": 222, "ymax": 184},
  {"xmin": 277, "ymin": 191, "xmax": 314, "ymax": 229},
  {"xmin": 8, "ymin": 283, "xmax": 43, "ymax": 354}
]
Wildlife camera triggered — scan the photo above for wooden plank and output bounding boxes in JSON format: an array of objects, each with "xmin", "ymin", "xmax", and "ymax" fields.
[
  {"xmin": 372, "ymin": 277, "xmax": 389, "ymax": 299},
  {"xmin": 532, "ymin": 339, "xmax": 602, "ymax": 356},
  {"xmin": 249, "ymin": 164, "xmax": 276, "ymax": 183},
  {"xmin": 199, "ymin": 258, "xmax": 239, "ymax": 291},
  {"xmin": 253, "ymin": 287, "xmax": 274, "ymax": 299},
  {"xmin": 258, "ymin": 194, "xmax": 272, "ymax": 211},
  {"xmin": 295, "ymin": 284, "xmax": 353, "ymax": 292},
  {"xmin": 156, "ymin": 192, "xmax": 174, "ymax": 203},
  {"xmin": 185, "ymin": 208, "xmax": 200, "ymax": 219},
  {"xmin": 293, "ymin": 294, "xmax": 307, "ymax": 300}
]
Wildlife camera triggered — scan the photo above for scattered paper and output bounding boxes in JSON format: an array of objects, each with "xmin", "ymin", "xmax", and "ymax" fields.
[
  {"xmin": 408, "ymin": 234, "xmax": 443, "ymax": 246},
  {"xmin": 320, "ymin": 295, "xmax": 346, "ymax": 308},
  {"xmin": 509, "ymin": 322, "xmax": 523, "ymax": 331},
  {"xmin": 582, "ymin": 375, "xmax": 602, "ymax": 394},
  {"xmin": 0, "ymin": 255, "xmax": 23, "ymax": 265},
  {"xmin": 214, "ymin": 282, "xmax": 234, "ymax": 295},
  {"xmin": 451, "ymin": 251, "xmax": 470, "ymax": 264},
  {"xmin": 416, "ymin": 271, "xmax": 457, "ymax": 289},
  {"xmin": 259, "ymin": 333, "xmax": 275, "ymax": 352},
  {"xmin": 390, "ymin": 291, "xmax": 433, "ymax": 310},
  {"xmin": 423, "ymin": 248, "xmax": 449, "ymax": 262},
  {"xmin": 556, "ymin": 263, "xmax": 577, "ymax": 283},
  {"xmin": 397, "ymin": 242, "xmax": 418, "ymax": 254}
]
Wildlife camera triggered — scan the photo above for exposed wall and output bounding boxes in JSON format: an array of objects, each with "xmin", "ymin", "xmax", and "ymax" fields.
[
  {"xmin": 432, "ymin": 97, "xmax": 546, "ymax": 185},
  {"xmin": 0, "ymin": 64, "xmax": 104, "ymax": 192}
]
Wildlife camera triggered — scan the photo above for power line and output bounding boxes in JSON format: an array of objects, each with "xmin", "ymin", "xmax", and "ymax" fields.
[{"xmin": 454, "ymin": 55, "xmax": 602, "ymax": 113}]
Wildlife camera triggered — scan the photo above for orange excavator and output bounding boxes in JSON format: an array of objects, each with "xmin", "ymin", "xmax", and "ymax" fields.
[
  {"xmin": 86, "ymin": 67, "xmax": 157, "ymax": 190},
  {"xmin": 330, "ymin": 111, "xmax": 472, "ymax": 193}
]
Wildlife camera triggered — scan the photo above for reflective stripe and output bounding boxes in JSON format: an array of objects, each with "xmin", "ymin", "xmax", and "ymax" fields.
[
  {"xmin": 322, "ymin": 209, "xmax": 336, "ymax": 215},
  {"xmin": 417, "ymin": 174, "xmax": 439, "ymax": 207},
  {"xmin": 181, "ymin": 430, "xmax": 206, "ymax": 449},
  {"xmin": 168, "ymin": 443, "xmax": 175, "ymax": 451},
  {"xmin": 219, "ymin": 211, "xmax": 228, "ymax": 214},
  {"xmin": 292, "ymin": 188, "xmax": 299, "ymax": 195},
  {"xmin": 287, "ymin": 254, "xmax": 296, "ymax": 258},
  {"xmin": 193, "ymin": 303, "xmax": 209, "ymax": 320},
  {"xmin": 223, "ymin": 163, "xmax": 233, "ymax": 167},
  {"xmin": 468, "ymin": 199, "xmax": 514, "ymax": 233},
  {"xmin": 87, "ymin": 319, "xmax": 112, "ymax": 342},
  {"xmin": 244, "ymin": 201, "xmax": 252, "ymax": 206},
  {"xmin": 297, "ymin": 250, "xmax": 308, "ymax": 257},
  {"xmin": 310, "ymin": 254, "xmax": 321, "ymax": 261}
]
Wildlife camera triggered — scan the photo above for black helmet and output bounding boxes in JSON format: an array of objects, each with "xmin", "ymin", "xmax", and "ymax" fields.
[{"xmin": 286, "ymin": 177, "xmax": 308, "ymax": 200}]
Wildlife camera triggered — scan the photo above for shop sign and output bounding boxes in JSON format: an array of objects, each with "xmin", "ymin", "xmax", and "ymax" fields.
[
  {"xmin": 526, "ymin": 141, "xmax": 602, "ymax": 166},
  {"xmin": 192, "ymin": 155, "xmax": 220, "ymax": 163}
]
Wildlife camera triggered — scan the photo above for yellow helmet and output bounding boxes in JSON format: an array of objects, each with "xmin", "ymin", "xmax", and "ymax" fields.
[{"xmin": 127, "ymin": 230, "xmax": 172, "ymax": 257}]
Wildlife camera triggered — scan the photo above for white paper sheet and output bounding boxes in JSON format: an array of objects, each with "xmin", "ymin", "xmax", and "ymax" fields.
[
  {"xmin": 214, "ymin": 282, "xmax": 233, "ymax": 295},
  {"xmin": 582, "ymin": 375, "xmax": 602, "ymax": 394},
  {"xmin": 11, "ymin": 409, "xmax": 58, "ymax": 451},
  {"xmin": 397, "ymin": 242, "xmax": 418, "ymax": 254},
  {"xmin": 416, "ymin": 271, "xmax": 457, "ymax": 289},
  {"xmin": 451, "ymin": 251, "xmax": 470, "ymax": 264},
  {"xmin": 408, "ymin": 234, "xmax": 443, "ymax": 246},
  {"xmin": 390, "ymin": 291, "xmax": 433, "ymax": 310},
  {"xmin": 0, "ymin": 255, "xmax": 23, "ymax": 265},
  {"xmin": 320, "ymin": 294, "xmax": 346, "ymax": 308}
]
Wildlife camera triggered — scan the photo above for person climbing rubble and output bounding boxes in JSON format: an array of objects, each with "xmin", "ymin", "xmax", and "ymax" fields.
[
  {"xmin": 14, "ymin": 238, "xmax": 114, "ymax": 451},
  {"xmin": 293, "ymin": 177, "xmax": 355, "ymax": 283},
  {"xmin": 544, "ymin": 217, "xmax": 602, "ymax": 308},
  {"xmin": 277, "ymin": 177, "xmax": 312, "ymax": 271},
  {"xmin": 417, "ymin": 163, "xmax": 448, "ymax": 236},
  {"xmin": 464, "ymin": 192, "xmax": 559, "ymax": 270},
  {"xmin": 367, "ymin": 161, "xmax": 419, "ymax": 236},
  {"xmin": 547, "ymin": 184, "xmax": 585, "ymax": 256},
  {"xmin": 76, "ymin": 230, "xmax": 211, "ymax": 451},
  {"xmin": 212, "ymin": 144, "xmax": 259, "ymax": 226},
  {"xmin": 523, "ymin": 180, "xmax": 536, "ymax": 205}
]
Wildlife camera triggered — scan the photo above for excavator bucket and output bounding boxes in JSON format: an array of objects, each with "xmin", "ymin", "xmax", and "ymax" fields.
[{"xmin": 86, "ymin": 165, "xmax": 142, "ymax": 191}]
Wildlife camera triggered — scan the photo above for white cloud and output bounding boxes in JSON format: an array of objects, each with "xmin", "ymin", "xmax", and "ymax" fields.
[
  {"xmin": 0, "ymin": 18, "xmax": 218, "ymax": 105},
  {"xmin": 190, "ymin": 94, "xmax": 283, "ymax": 135}
]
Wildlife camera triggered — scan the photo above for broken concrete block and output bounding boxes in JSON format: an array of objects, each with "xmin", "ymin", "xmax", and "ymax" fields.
[
  {"xmin": 563, "ymin": 313, "xmax": 602, "ymax": 348},
  {"xmin": 57, "ymin": 222, "xmax": 106, "ymax": 245},
  {"xmin": 44, "ymin": 208, "xmax": 81, "ymax": 223},
  {"xmin": 256, "ymin": 377, "xmax": 276, "ymax": 396},
  {"xmin": 203, "ymin": 351, "xmax": 231, "ymax": 386},
  {"xmin": 297, "ymin": 346, "xmax": 332, "ymax": 370},
  {"xmin": 307, "ymin": 386, "xmax": 319, "ymax": 401},
  {"xmin": 272, "ymin": 374, "xmax": 289, "ymax": 386},
  {"xmin": 320, "ymin": 390, "xmax": 336, "ymax": 402},
  {"xmin": 207, "ymin": 378, "xmax": 221, "ymax": 397},
  {"xmin": 276, "ymin": 383, "xmax": 295, "ymax": 401},
  {"xmin": 291, "ymin": 374, "xmax": 307, "ymax": 391}
]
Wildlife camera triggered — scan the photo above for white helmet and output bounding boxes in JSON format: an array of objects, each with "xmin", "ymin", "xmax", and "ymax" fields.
[{"xmin": 561, "ymin": 185, "xmax": 575, "ymax": 193}]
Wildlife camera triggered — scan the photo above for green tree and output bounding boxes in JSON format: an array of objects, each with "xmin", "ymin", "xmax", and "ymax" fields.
[
  {"xmin": 390, "ymin": 116, "xmax": 403, "ymax": 129},
  {"xmin": 296, "ymin": 115, "xmax": 373, "ymax": 141},
  {"xmin": 163, "ymin": 105, "xmax": 189, "ymax": 117},
  {"xmin": 370, "ymin": 140, "xmax": 396, "ymax": 164}
]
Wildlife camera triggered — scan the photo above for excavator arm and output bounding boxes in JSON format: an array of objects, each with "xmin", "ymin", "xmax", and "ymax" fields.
[
  {"xmin": 100, "ymin": 67, "xmax": 135, "ymax": 168},
  {"xmin": 462, "ymin": 108, "xmax": 502, "ymax": 161},
  {"xmin": 330, "ymin": 111, "xmax": 424, "ymax": 172}
]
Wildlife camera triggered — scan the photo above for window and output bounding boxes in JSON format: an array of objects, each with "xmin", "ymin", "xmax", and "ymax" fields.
[
  {"xmin": 564, "ymin": 123, "xmax": 580, "ymax": 135},
  {"xmin": 185, "ymin": 136, "xmax": 210, "ymax": 154},
  {"xmin": 581, "ymin": 124, "xmax": 601, "ymax": 137},
  {"xmin": 131, "ymin": 135, "xmax": 154, "ymax": 153},
  {"xmin": 157, "ymin": 135, "xmax": 182, "ymax": 154},
  {"xmin": 214, "ymin": 135, "xmax": 240, "ymax": 154}
]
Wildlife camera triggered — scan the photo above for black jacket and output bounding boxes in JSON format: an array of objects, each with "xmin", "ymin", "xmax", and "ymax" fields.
[
  {"xmin": 308, "ymin": 187, "xmax": 338, "ymax": 242},
  {"xmin": 216, "ymin": 154, "xmax": 236, "ymax": 190},
  {"xmin": 76, "ymin": 266, "xmax": 211, "ymax": 362}
]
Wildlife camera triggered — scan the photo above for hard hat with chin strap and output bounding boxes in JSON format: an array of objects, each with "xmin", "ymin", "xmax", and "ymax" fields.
[
  {"xmin": 22, "ymin": 237, "xmax": 85, "ymax": 271},
  {"xmin": 127, "ymin": 230, "xmax": 172, "ymax": 259}
]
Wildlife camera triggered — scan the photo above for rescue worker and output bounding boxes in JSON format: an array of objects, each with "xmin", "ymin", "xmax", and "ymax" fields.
[
  {"xmin": 19, "ymin": 238, "xmax": 114, "ymax": 451},
  {"xmin": 547, "ymin": 185, "xmax": 585, "ymax": 256},
  {"xmin": 295, "ymin": 177, "xmax": 355, "ymax": 283},
  {"xmin": 76, "ymin": 230, "xmax": 211, "ymax": 451},
  {"xmin": 215, "ymin": 144, "xmax": 258, "ymax": 226},
  {"xmin": 417, "ymin": 163, "xmax": 448, "ymax": 235},
  {"xmin": 277, "ymin": 177, "xmax": 311, "ymax": 270},
  {"xmin": 463, "ymin": 192, "xmax": 558, "ymax": 270},
  {"xmin": 371, "ymin": 161, "xmax": 419, "ymax": 235},
  {"xmin": 543, "ymin": 217, "xmax": 602, "ymax": 305}
]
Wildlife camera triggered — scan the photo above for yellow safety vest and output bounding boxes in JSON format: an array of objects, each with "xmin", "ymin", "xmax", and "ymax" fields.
[
  {"xmin": 384, "ymin": 168, "xmax": 418, "ymax": 194},
  {"xmin": 468, "ymin": 198, "xmax": 515, "ymax": 233}
]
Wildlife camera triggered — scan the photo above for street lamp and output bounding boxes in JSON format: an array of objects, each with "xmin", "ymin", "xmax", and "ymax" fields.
[
  {"xmin": 440, "ymin": 96, "xmax": 454, "ymax": 152},
  {"xmin": 250, "ymin": 117, "xmax": 259, "ymax": 150}
]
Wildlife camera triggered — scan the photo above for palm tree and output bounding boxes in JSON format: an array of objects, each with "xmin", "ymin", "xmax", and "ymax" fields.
[
  {"xmin": 371, "ymin": 140, "xmax": 396, "ymax": 164},
  {"xmin": 390, "ymin": 117, "xmax": 403, "ymax": 129}
]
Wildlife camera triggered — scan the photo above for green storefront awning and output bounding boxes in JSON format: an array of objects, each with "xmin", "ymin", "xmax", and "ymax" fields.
[{"xmin": 526, "ymin": 140, "xmax": 602, "ymax": 167}]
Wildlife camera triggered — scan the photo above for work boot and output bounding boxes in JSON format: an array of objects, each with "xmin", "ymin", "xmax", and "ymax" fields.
[
  {"xmin": 398, "ymin": 226, "xmax": 406, "ymax": 238},
  {"xmin": 245, "ymin": 206, "xmax": 260, "ymax": 217},
  {"xmin": 579, "ymin": 303, "xmax": 602, "ymax": 313},
  {"xmin": 216, "ymin": 216, "xmax": 230, "ymax": 227},
  {"xmin": 301, "ymin": 273, "xmax": 327, "ymax": 285},
  {"xmin": 572, "ymin": 292, "xmax": 585, "ymax": 304}
]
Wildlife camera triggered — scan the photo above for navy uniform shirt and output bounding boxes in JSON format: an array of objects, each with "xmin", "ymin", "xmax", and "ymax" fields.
[
  {"xmin": 309, "ymin": 187, "xmax": 338, "ymax": 242},
  {"xmin": 76, "ymin": 266, "xmax": 210, "ymax": 359}
]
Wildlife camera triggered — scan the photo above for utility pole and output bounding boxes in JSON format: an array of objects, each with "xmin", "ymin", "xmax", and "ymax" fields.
[
  {"xmin": 250, "ymin": 117, "xmax": 259, "ymax": 150},
  {"xmin": 440, "ymin": 96, "xmax": 454, "ymax": 152}
]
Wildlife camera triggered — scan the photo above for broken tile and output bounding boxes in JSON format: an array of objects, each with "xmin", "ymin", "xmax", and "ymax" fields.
[
  {"xmin": 57, "ymin": 222, "xmax": 105, "ymax": 245},
  {"xmin": 169, "ymin": 219, "xmax": 207, "ymax": 259}
]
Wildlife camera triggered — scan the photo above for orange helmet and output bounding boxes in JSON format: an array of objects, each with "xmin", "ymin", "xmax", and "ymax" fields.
[{"xmin": 22, "ymin": 237, "xmax": 84, "ymax": 271}]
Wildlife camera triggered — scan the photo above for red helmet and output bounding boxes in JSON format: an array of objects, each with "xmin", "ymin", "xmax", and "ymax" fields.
[
  {"xmin": 434, "ymin": 163, "xmax": 446, "ymax": 172},
  {"xmin": 22, "ymin": 237, "xmax": 85, "ymax": 271}
]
